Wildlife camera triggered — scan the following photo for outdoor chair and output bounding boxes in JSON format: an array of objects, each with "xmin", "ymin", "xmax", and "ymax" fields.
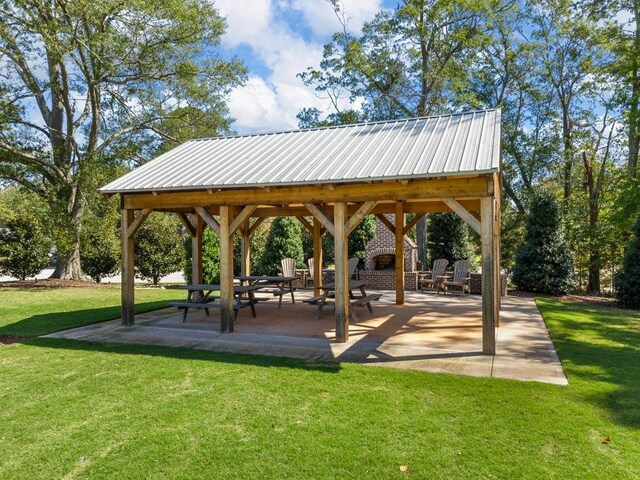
[
  {"xmin": 439, "ymin": 259, "xmax": 471, "ymax": 295},
  {"xmin": 419, "ymin": 258, "xmax": 449, "ymax": 293},
  {"xmin": 280, "ymin": 257, "xmax": 297, "ymax": 277},
  {"xmin": 348, "ymin": 257, "xmax": 359, "ymax": 279},
  {"xmin": 306, "ymin": 258, "xmax": 315, "ymax": 287}
]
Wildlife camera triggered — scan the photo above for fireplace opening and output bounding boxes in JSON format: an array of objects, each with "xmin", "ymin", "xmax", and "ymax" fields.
[{"xmin": 374, "ymin": 254, "xmax": 395, "ymax": 270}]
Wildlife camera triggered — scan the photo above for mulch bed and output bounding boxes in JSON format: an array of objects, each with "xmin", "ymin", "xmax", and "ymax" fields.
[
  {"xmin": 0, "ymin": 335, "xmax": 28, "ymax": 345},
  {"xmin": 0, "ymin": 279, "xmax": 107, "ymax": 289}
]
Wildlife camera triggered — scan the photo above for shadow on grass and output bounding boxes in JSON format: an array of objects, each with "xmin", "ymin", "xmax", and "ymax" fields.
[
  {"xmin": 22, "ymin": 336, "xmax": 342, "ymax": 374},
  {"xmin": 0, "ymin": 300, "xmax": 177, "ymax": 337},
  {"xmin": 538, "ymin": 298, "xmax": 640, "ymax": 429}
]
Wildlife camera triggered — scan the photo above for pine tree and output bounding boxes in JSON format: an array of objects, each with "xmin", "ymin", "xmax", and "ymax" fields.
[
  {"xmin": 259, "ymin": 217, "xmax": 304, "ymax": 275},
  {"xmin": 427, "ymin": 213, "xmax": 472, "ymax": 264},
  {"xmin": 615, "ymin": 215, "xmax": 640, "ymax": 308},
  {"xmin": 513, "ymin": 191, "xmax": 575, "ymax": 294}
]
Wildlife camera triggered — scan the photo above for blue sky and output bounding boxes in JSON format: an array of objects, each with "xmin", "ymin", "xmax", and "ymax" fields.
[{"xmin": 213, "ymin": 0, "xmax": 394, "ymax": 134}]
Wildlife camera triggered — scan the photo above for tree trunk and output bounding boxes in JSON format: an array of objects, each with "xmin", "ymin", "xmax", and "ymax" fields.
[
  {"xmin": 49, "ymin": 186, "xmax": 84, "ymax": 280},
  {"xmin": 416, "ymin": 215, "xmax": 428, "ymax": 269},
  {"xmin": 629, "ymin": 4, "xmax": 640, "ymax": 176},
  {"xmin": 51, "ymin": 241, "xmax": 83, "ymax": 279}
]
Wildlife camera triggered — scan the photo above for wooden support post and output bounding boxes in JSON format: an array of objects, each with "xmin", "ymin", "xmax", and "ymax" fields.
[
  {"xmin": 241, "ymin": 221, "xmax": 251, "ymax": 276},
  {"xmin": 395, "ymin": 202, "xmax": 405, "ymax": 305},
  {"xmin": 192, "ymin": 214, "xmax": 204, "ymax": 286},
  {"xmin": 219, "ymin": 206, "xmax": 234, "ymax": 333},
  {"xmin": 334, "ymin": 202, "xmax": 349, "ymax": 342},
  {"xmin": 313, "ymin": 217, "xmax": 323, "ymax": 296},
  {"xmin": 121, "ymin": 209, "xmax": 135, "ymax": 326},
  {"xmin": 481, "ymin": 196, "xmax": 497, "ymax": 354},
  {"xmin": 494, "ymin": 197, "xmax": 501, "ymax": 322}
]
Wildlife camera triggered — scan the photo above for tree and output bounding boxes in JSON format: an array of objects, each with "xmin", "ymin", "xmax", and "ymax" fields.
[
  {"xmin": 427, "ymin": 213, "xmax": 472, "ymax": 265},
  {"xmin": 0, "ymin": 215, "xmax": 52, "ymax": 281},
  {"xmin": 0, "ymin": 0, "xmax": 245, "ymax": 278},
  {"xmin": 615, "ymin": 214, "xmax": 640, "ymax": 307},
  {"xmin": 80, "ymin": 218, "xmax": 120, "ymax": 283},
  {"xmin": 184, "ymin": 227, "xmax": 221, "ymax": 285},
  {"xmin": 259, "ymin": 217, "xmax": 304, "ymax": 275},
  {"xmin": 512, "ymin": 191, "xmax": 575, "ymax": 294},
  {"xmin": 135, "ymin": 213, "xmax": 183, "ymax": 285}
]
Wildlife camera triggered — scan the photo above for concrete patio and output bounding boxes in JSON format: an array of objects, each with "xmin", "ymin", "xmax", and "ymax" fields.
[{"xmin": 45, "ymin": 290, "xmax": 567, "ymax": 385}]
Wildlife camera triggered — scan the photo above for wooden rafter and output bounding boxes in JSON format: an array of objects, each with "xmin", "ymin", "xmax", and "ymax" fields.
[
  {"xmin": 375, "ymin": 213, "xmax": 395, "ymax": 233},
  {"xmin": 229, "ymin": 204, "xmax": 257, "ymax": 237},
  {"xmin": 177, "ymin": 212, "xmax": 195, "ymax": 237},
  {"xmin": 194, "ymin": 206, "xmax": 220, "ymax": 233},
  {"xmin": 126, "ymin": 208, "xmax": 152, "ymax": 238},
  {"xmin": 304, "ymin": 203, "xmax": 334, "ymax": 236},
  {"xmin": 403, "ymin": 213, "xmax": 425, "ymax": 235},
  {"xmin": 296, "ymin": 216, "xmax": 313, "ymax": 233},
  {"xmin": 442, "ymin": 198, "xmax": 482, "ymax": 235},
  {"xmin": 344, "ymin": 201, "xmax": 377, "ymax": 235},
  {"xmin": 248, "ymin": 217, "xmax": 266, "ymax": 237}
]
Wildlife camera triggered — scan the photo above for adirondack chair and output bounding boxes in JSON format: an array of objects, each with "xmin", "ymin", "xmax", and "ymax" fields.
[
  {"xmin": 439, "ymin": 259, "xmax": 471, "ymax": 295},
  {"xmin": 419, "ymin": 258, "xmax": 449, "ymax": 293},
  {"xmin": 306, "ymin": 258, "xmax": 315, "ymax": 287},
  {"xmin": 280, "ymin": 257, "xmax": 297, "ymax": 277},
  {"xmin": 348, "ymin": 257, "xmax": 359, "ymax": 279}
]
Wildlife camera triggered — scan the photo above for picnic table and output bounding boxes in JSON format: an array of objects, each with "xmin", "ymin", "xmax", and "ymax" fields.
[
  {"xmin": 304, "ymin": 279, "xmax": 382, "ymax": 322},
  {"xmin": 170, "ymin": 284, "xmax": 263, "ymax": 322},
  {"xmin": 235, "ymin": 275, "xmax": 300, "ymax": 308}
]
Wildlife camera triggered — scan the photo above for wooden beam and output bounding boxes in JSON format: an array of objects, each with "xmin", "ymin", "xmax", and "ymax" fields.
[
  {"xmin": 121, "ymin": 209, "xmax": 135, "ymax": 326},
  {"xmin": 219, "ymin": 206, "xmax": 234, "ymax": 333},
  {"xmin": 248, "ymin": 217, "xmax": 266, "ymax": 237},
  {"xmin": 241, "ymin": 221, "xmax": 251, "ymax": 277},
  {"xmin": 395, "ymin": 202, "xmax": 405, "ymax": 305},
  {"xmin": 376, "ymin": 213, "xmax": 395, "ymax": 233},
  {"xmin": 229, "ymin": 204, "xmax": 257, "ymax": 236},
  {"xmin": 194, "ymin": 206, "xmax": 220, "ymax": 234},
  {"xmin": 296, "ymin": 215, "xmax": 313, "ymax": 233},
  {"xmin": 344, "ymin": 200, "xmax": 377, "ymax": 236},
  {"xmin": 481, "ymin": 196, "xmax": 497, "ymax": 355},
  {"xmin": 403, "ymin": 213, "xmax": 425, "ymax": 235},
  {"xmin": 334, "ymin": 202, "xmax": 349, "ymax": 342},
  {"xmin": 124, "ymin": 176, "xmax": 491, "ymax": 210},
  {"xmin": 304, "ymin": 203, "xmax": 334, "ymax": 236},
  {"xmin": 442, "ymin": 198, "xmax": 482, "ymax": 235},
  {"xmin": 177, "ymin": 213, "xmax": 196, "ymax": 237},
  {"xmin": 126, "ymin": 208, "xmax": 152, "ymax": 238},
  {"xmin": 192, "ymin": 214, "xmax": 204, "ymax": 288},
  {"xmin": 313, "ymin": 218, "xmax": 323, "ymax": 296}
]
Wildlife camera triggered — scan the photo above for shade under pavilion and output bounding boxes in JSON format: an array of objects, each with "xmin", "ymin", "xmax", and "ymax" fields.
[{"xmin": 100, "ymin": 108, "xmax": 502, "ymax": 354}]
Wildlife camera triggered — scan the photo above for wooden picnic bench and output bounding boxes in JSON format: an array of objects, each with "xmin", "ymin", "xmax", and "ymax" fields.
[
  {"xmin": 235, "ymin": 275, "xmax": 300, "ymax": 308},
  {"xmin": 170, "ymin": 284, "xmax": 264, "ymax": 322},
  {"xmin": 313, "ymin": 280, "xmax": 382, "ymax": 322}
]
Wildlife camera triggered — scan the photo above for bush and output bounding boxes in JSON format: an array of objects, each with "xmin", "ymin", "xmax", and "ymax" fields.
[
  {"xmin": 135, "ymin": 213, "xmax": 184, "ymax": 285},
  {"xmin": 259, "ymin": 217, "xmax": 304, "ymax": 274},
  {"xmin": 512, "ymin": 191, "xmax": 575, "ymax": 294},
  {"xmin": 427, "ymin": 213, "xmax": 472, "ymax": 264},
  {"xmin": 184, "ymin": 227, "xmax": 221, "ymax": 284},
  {"xmin": 80, "ymin": 219, "xmax": 120, "ymax": 282},
  {"xmin": 322, "ymin": 215, "xmax": 376, "ymax": 267},
  {"xmin": 0, "ymin": 216, "xmax": 52, "ymax": 280},
  {"xmin": 615, "ymin": 215, "xmax": 640, "ymax": 308}
]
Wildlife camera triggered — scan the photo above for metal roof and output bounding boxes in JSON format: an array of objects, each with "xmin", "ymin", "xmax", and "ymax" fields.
[{"xmin": 100, "ymin": 109, "xmax": 501, "ymax": 194}]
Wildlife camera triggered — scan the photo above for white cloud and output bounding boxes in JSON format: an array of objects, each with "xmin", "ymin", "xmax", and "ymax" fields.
[
  {"xmin": 214, "ymin": 0, "xmax": 381, "ymax": 133},
  {"xmin": 290, "ymin": 0, "xmax": 383, "ymax": 37}
]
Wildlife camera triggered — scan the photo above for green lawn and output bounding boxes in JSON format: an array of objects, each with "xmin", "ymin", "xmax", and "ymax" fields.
[
  {"xmin": 0, "ymin": 286, "xmax": 182, "ymax": 336},
  {"xmin": 0, "ymin": 290, "xmax": 638, "ymax": 478}
]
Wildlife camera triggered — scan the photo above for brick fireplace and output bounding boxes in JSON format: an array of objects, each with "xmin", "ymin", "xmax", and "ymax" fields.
[{"xmin": 360, "ymin": 214, "xmax": 419, "ymax": 290}]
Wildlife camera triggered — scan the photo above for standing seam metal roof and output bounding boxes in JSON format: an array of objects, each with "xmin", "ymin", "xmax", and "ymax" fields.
[{"xmin": 100, "ymin": 108, "xmax": 501, "ymax": 194}]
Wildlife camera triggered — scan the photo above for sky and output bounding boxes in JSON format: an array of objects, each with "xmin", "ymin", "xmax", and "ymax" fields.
[{"xmin": 213, "ymin": 0, "xmax": 392, "ymax": 134}]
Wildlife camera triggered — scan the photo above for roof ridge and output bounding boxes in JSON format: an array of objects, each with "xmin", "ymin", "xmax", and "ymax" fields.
[{"xmin": 189, "ymin": 108, "xmax": 500, "ymax": 142}]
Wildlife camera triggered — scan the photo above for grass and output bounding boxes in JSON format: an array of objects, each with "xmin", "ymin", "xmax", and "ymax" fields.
[
  {"xmin": 0, "ymin": 286, "xmax": 182, "ymax": 336},
  {"xmin": 0, "ymin": 290, "xmax": 638, "ymax": 478}
]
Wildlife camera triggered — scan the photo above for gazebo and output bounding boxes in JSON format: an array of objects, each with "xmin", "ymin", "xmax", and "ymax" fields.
[{"xmin": 100, "ymin": 109, "xmax": 502, "ymax": 354}]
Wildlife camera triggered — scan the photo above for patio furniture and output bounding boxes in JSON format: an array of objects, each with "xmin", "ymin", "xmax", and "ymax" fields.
[
  {"xmin": 306, "ymin": 258, "xmax": 315, "ymax": 288},
  {"xmin": 348, "ymin": 257, "xmax": 359, "ymax": 279},
  {"xmin": 236, "ymin": 275, "xmax": 300, "ymax": 307},
  {"xmin": 419, "ymin": 258, "xmax": 449, "ymax": 293},
  {"xmin": 281, "ymin": 257, "xmax": 297, "ymax": 277},
  {"xmin": 170, "ymin": 284, "xmax": 263, "ymax": 322},
  {"xmin": 310, "ymin": 279, "xmax": 382, "ymax": 323},
  {"xmin": 438, "ymin": 259, "xmax": 471, "ymax": 295}
]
